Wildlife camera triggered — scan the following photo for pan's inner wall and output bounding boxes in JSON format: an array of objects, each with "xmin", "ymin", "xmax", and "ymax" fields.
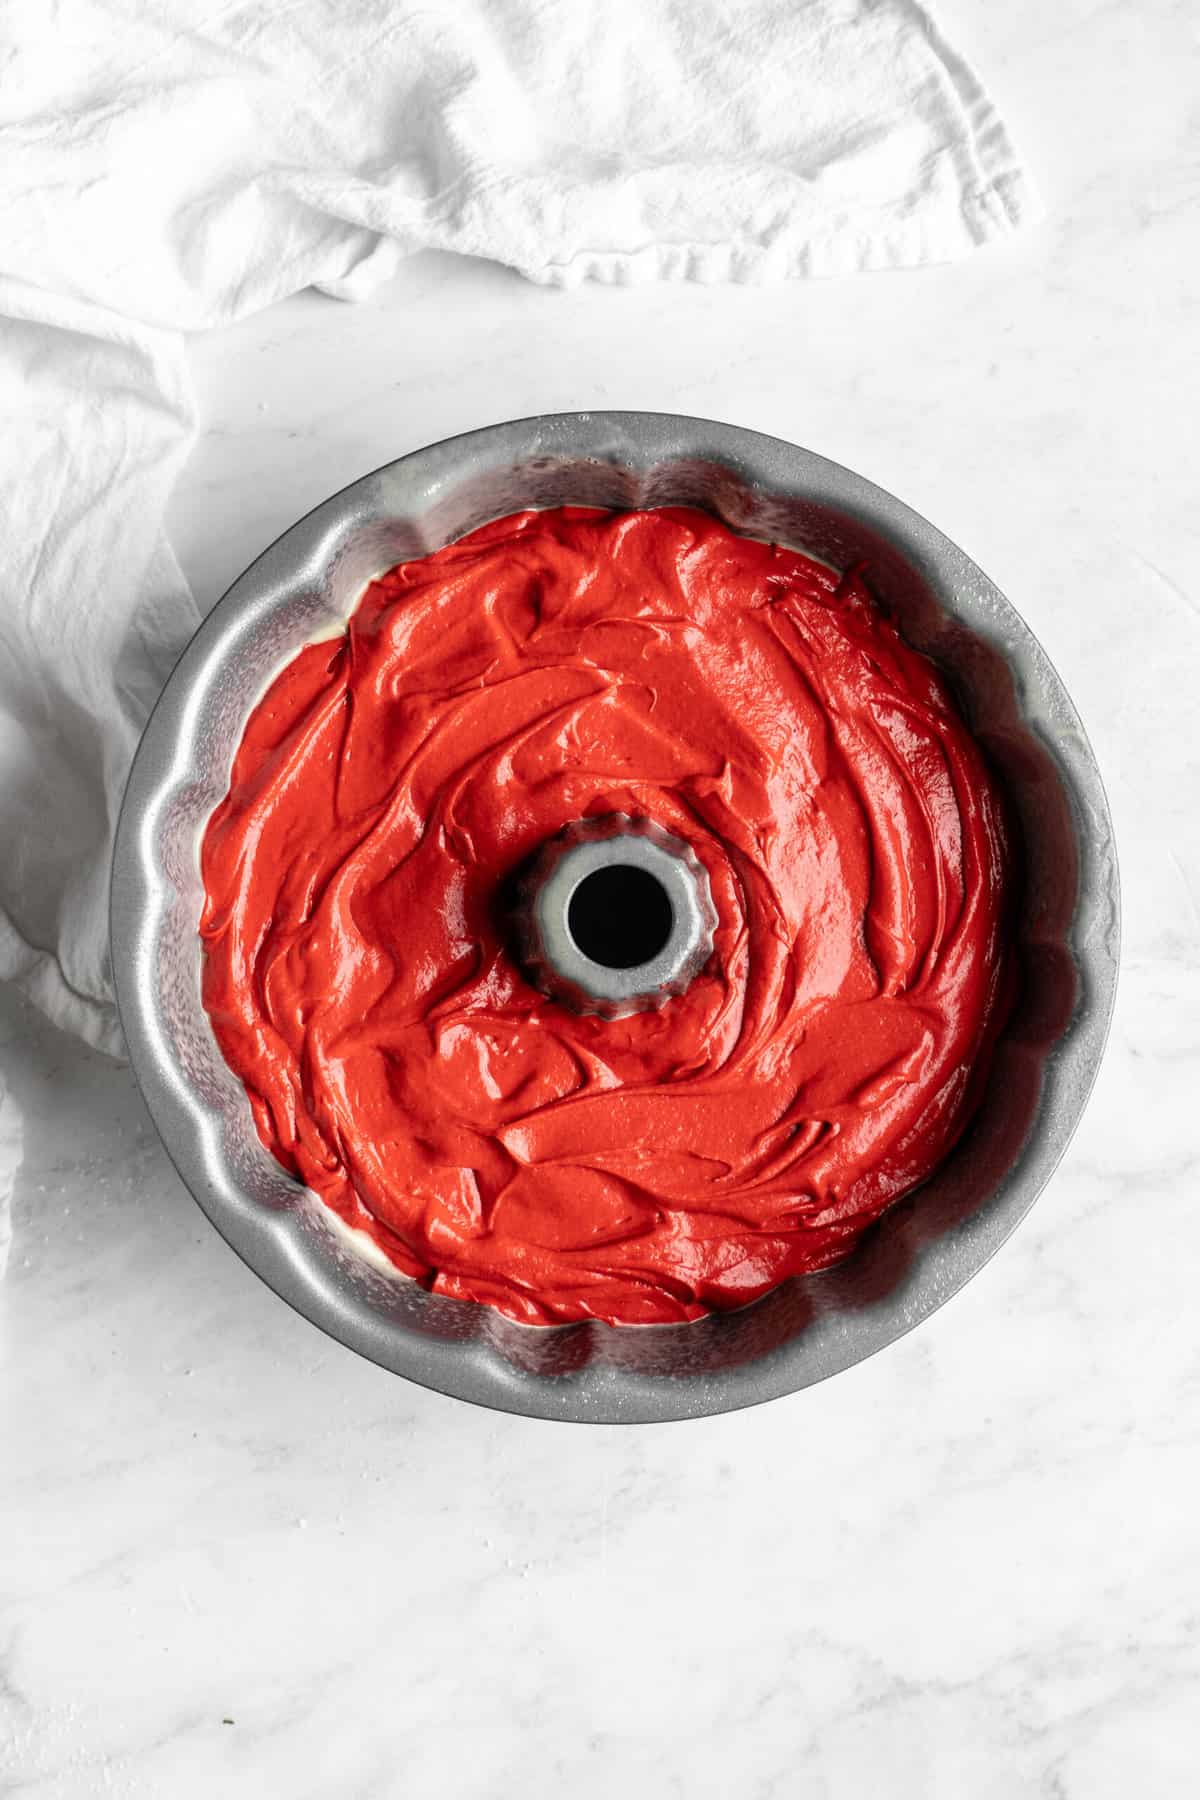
[{"xmin": 147, "ymin": 449, "xmax": 1080, "ymax": 1385}]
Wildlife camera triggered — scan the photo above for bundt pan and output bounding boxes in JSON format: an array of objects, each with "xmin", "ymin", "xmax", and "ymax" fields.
[{"xmin": 111, "ymin": 413, "xmax": 1120, "ymax": 1422}]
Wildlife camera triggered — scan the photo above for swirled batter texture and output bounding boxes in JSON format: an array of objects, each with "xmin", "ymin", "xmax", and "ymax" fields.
[{"xmin": 200, "ymin": 507, "xmax": 1013, "ymax": 1325}]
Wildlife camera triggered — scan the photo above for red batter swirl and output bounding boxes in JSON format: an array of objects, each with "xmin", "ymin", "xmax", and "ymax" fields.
[{"xmin": 200, "ymin": 506, "xmax": 1013, "ymax": 1326}]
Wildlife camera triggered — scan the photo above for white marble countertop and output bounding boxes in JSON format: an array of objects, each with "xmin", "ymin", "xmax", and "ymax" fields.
[{"xmin": 3, "ymin": 3, "xmax": 1199, "ymax": 1793}]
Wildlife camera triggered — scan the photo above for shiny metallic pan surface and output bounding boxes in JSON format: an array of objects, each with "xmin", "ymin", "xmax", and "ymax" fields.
[{"xmin": 111, "ymin": 413, "xmax": 1120, "ymax": 1422}]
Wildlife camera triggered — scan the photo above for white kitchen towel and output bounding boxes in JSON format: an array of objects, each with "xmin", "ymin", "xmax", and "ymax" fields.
[{"xmin": 0, "ymin": 0, "xmax": 1034, "ymax": 1066}]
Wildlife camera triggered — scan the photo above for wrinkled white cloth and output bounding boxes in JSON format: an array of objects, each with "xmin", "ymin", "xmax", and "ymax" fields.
[{"xmin": 0, "ymin": 0, "xmax": 1033, "ymax": 1068}]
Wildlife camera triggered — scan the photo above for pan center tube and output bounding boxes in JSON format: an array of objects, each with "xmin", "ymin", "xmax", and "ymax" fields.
[{"xmin": 517, "ymin": 814, "xmax": 718, "ymax": 1019}]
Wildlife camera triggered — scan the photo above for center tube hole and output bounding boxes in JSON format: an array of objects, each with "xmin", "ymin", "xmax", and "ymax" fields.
[{"xmin": 567, "ymin": 864, "xmax": 675, "ymax": 970}]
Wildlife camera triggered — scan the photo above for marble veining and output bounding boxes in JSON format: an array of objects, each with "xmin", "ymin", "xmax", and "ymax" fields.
[{"xmin": 3, "ymin": 1, "xmax": 1199, "ymax": 1792}]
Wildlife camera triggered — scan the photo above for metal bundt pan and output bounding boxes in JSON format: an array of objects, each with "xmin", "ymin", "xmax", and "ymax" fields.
[{"xmin": 111, "ymin": 413, "xmax": 1120, "ymax": 1422}]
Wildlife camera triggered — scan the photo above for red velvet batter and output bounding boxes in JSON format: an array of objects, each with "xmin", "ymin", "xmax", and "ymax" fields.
[{"xmin": 200, "ymin": 507, "xmax": 1013, "ymax": 1326}]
